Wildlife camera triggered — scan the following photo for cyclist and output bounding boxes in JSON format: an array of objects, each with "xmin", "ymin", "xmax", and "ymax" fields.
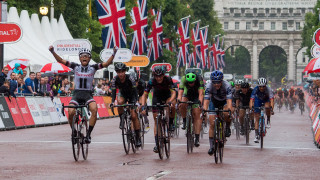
[
  {"xmin": 141, "ymin": 66, "xmax": 176, "ymax": 153},
  {"xmin": 249, "ymin": 77, "xmax": 274, "ymax": 143},
  {"xmin": 203, "ymin": 70, "xmax": 232, "ymax": 155},
  {"xmin": 235, "ymin": 82, "xmax": 253, "ymax": 135},
  {"xmin": 276, "ymin": 88, "xmax": 284, "ymax": 108},
  {"xmin": 49, "ymin": 46, "xmax": 117, "ymax": 143},
  {"xmin": 177, "ymin": 72, "xmax": 204, "ymax": 147},
  {"xmin": 296, "ymin": 88, "xmax": 305, "ymax": 108},
  {"xmin": 131, "ymin": 72, "xmax": 150, "ymax": 129},
  {"xmin": 110, "ymin": 63, "xmax": 141, "ymax": 147},
  {"xmin": 288, "ymin": 87, "xmax": 295, "ymax": 109}
]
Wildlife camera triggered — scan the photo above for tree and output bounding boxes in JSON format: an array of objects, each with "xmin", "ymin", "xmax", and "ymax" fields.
[{"xmin": 224, "ymin": 46, "xmax": 250, "ymax": 76}]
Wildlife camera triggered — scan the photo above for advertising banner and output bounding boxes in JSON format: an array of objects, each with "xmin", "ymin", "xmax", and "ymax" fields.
[
  {"xmin": 5, "ymin": 97, "xmax": 24, "ymax": 127},
  {"xmin": 151, "ymin": 63, "xmax": 172, "ymax": 72},
  {"xmin": 0, "ymin": 97, "xmax": 14, "ymax": 128},
  {"xmin": 53, "ymin": 97, "xmax": 68, "ymax": 123},
  {"xmin": 0, "ymin": 23, "xmax": 22, "ymax": 43},
  {"xmin": 44, "ymin": 97, "xmax": 60, "ymax": 123},
  {"xmin": 125, "ymin": 56, "xmax": 150, "ymax": 67},
  {"xmin": 53, "ymin": 39, "xmax": 92, "ymax": 56},
  {"xmin": 113, "ymin": 48, "xmax": 132, "ymax": 63},
  {"xmin": 0, "ymin": 116, "xmax": 4, "ymax": 129},
  {"xmin": 16, "ymin": 97, "xmax": 35, "ymax": 126},
  {"xmin": 59, "ymin": 97, "xmax": 72, "ymax": 119},
  {"xmin": 93, "ymin": 96, "xmax": 109, "ymax": 118},
  {"xmin": 25, "ymin": 97, "xmax": 44, "ymax": 125},
  {"xmin": 102, "ymin": 96, "xmax": 114, "ymax": 116},
  {"xmin": 36, "ymin": 97, "xmax": 53, "ymax": 124}
]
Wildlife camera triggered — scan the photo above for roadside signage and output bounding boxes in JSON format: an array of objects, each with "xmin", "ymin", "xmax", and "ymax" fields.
[
  {"xmin": 107, "ymin": 64, "xmax": 114, "ymax": 72},
  {"xmin": 113, "ymin": 48, "xmax": 132, "ymax": 63},
  {"xmin": 244, "ymin": 74, "xmax": 252, "ymax": 79},
  {"xmin": 53, "ymin": 39, "xmax": 92, "ymax": 56},
  {"xmin": 0, "ymin": 23, "xmax": 22, "ymax": 43},
  {"xmin": 311, "ymin": 44, "xmax": 320, "ymax": 58},
  {"xmin": 151, "ymin": 63, "xmax": 172, "ymax": 72},
  {"xmin": 313, "ymin": 28, "xmax": 320, "ymax": 47},
  {"xmin": 125, "ymin": 56, "xmax": 150, "ymax": 67},
  {"xmin": 100, "ymin": 48, "xmax": 114, "ymax": 62},
  {"xmin": 204, "ymin": 72, "xmax": 211, "ymax": 79},
  {"xmin": 185, "ymin": 68, "xmax": 202, "ymax": 75},
  {"xmin": 224, "ymin": 74, "xmax": 233, "ymax": 80}
]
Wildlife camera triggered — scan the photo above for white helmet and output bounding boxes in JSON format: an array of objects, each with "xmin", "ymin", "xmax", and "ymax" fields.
[
  {"xmin": 79, "ymin": 48, "xmax": 92, "ymax": 57},
  {"xmin": 257, "ymin": 77, "xmax": 267, "ymax": 86},
  {"xmin": 235, "ymin": 79, "xmax": 244, "ymax": 85}
]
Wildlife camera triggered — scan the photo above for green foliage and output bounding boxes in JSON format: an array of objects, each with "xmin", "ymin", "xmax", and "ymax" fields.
[
  {"xmin": 259, "ymin": 46, "xmax": 287, "ymax": 83},
  {"xmin": 224, "ymin": 46, "xmax": 251, "ymax": 76}
]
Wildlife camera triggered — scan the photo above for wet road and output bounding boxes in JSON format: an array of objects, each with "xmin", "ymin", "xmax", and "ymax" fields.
[{"xmin": 0, "ymin": 107, "xmax": 319, "ymax": 180}]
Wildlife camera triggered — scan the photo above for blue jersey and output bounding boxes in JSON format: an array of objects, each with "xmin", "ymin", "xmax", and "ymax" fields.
[
  {"xmin": 204, "ymin": 80, "xmax": 232, "ymax": 102},
  {"xmin": 250, "ymin": 86, "xmax": 274, "ymax": 101}
]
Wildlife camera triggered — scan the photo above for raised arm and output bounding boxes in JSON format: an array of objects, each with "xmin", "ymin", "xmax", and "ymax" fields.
[
  {"xmin": 49, "ymin": 46, "xmax": 68, "ymax": 65},
  {"xmin": 101, "ymin": 46, "xmax": 118, "ymax": 68}
]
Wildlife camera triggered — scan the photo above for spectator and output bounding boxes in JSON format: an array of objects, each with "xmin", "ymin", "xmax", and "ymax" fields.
[
  {"xmin": 17, "ymin": 77, "xmax": 24, "ymax": 94},
  {"xmin": 60, "ymin": 78, "xmax": 71, "ymax": 95},
  {"xmin": 0, "ymin": 81, "xmax": 11, "ymax": 98},
  {"xmin": 38, "ymin": 77, "xmax": 52, "ymax": 96},
  {"xmin": 105, "ymin": 78, "xmax": 111, "ymax": 86},
  {"xmin": 9, "ymin": 72, "xmax": 18, "ymax": 98},
  {"xmin": 34, "ymin": 72, "xmax": 41, "ymax": 93},
  {"xmin": 51, "ymin": 75, "xmax": 61, "ymax": 96},
  {"xmin": 95, "ymin": 84, "xmax": 105, "ymax": 95},
  {"xmin": 23, "ymin": 72, "xmax": 37, "ymax": 95},
  {"xmin": 22, "ymin": 70, "xmax": 27, "ymax": 80},
  {"xmin": 12, "ymin": 63, "xmax": 23, "ymax": 76},
  {"xmin": 0, "ymin": 67, "xmax": 9, "ymax": 87}
]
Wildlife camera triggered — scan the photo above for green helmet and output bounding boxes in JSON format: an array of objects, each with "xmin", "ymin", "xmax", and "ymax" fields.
[
  {"xmin": 186, "ymin": 73, "xmax": 196, "ymax": 82},
  {"xmin": 229, "ymin": 81, "xmax": 234, "ymax": 87}
]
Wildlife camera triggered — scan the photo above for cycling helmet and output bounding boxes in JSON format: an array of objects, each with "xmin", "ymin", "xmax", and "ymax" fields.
[
  {"xmin": 130, "ymin": 72, "xmax": 138, "ymax": 81},
  {"xmin": 229, "ymin": 81, "xmax": 234, "ymax": 87},
  {"xmin": 186, "ymin": 73, "xmax": 196, "ymax": 82},
  {"xmin": 210, "ymin": 70, "xmax": 223, "ymax": 81},
  {"xmin": 241, "ymin": 82, "xmax": 250, "ymax": 88},
  {"xmin": 153, "ymin": 66, "xmax": 165, "ymax": 76},
  {"xmin": 79, "ymin": 48, "xmax": 92, "ymax": 57},
  {"xmin": 114, "ymin": 62, "xmax": 127, "ymax": 71},
  {"xmin": 235, "ymin": 79, "xmax": 244, "ymax": 85},
  {"xmin": 257, "ymin": 77, "xmax": 267, "ymax": 86}
]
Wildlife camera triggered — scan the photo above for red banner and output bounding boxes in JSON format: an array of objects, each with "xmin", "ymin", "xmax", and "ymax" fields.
[
  {"xmin": 94, "ymin": 96, "xmax": 109, "ymax": 118},
  {"xmin": 5, "ymin": 97, "xmax": 25, "ymax": 127},
  {"xmin": 16, "ymin": 97, "xmax": 35, "ymax": 126},
  {"xmin": 0, "ymin": 23, "xmax": 22, "ymax": 43}
]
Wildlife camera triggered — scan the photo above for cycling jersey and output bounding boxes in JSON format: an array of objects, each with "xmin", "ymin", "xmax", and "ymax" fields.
[
  {"xmin": 111, "ymin": 74, "xmax": 137, "ymax": 103},
  {"xmin": 137, "ymin": 79, "xmax": 146, "ymax": 97},
  {"xmin": 179, "ymin": 75, "xmax": 204, "ymax": 100},
  {"xmin": 66, "ymin": 61, "xmax": 103, "ymax": 91},
  {"xmin": 235, "ymin": 88, "xmax": 253, "ymax": 107},
  {"xmin": 145, "ymin": 76, "xmax": 174, "ymax": 99},
  {"xmin": 283, "ymin": 90, "xmax": 289, "ymax": 97},
  {"xmin": 289, "ymin": 89, "xmax": 295, "ymax": 97},
  {"xmin": 297, "ymin": 92, "xmax": 304, "ymax": 101},
  {"xmin": 204, "ymin": 80, "xmax": 232, "ymax": 102},
  {"xmin": 277, "ymin": 90, "xmax": 283, "ymax": 97},
  {"xmin": 250, "ymin": 86, "xmax": 274, "ymax": 101}
]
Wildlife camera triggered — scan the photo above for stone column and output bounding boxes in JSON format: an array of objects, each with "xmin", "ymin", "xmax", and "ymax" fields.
[
  {"xmin": 288, "ymin": 35, "xmax": 294, "ymax": 81},
  {"xmin": 252, "ymin": 40, "xmax": 258, "ymax": 80}
]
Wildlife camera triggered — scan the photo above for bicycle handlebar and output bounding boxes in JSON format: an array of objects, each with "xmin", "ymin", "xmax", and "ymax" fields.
[
  {"xmin": 61, "ymin": 103, "xmax": 89, "ymax": 117},
  {"xmin": 111, "ymin": 104, "xmax": 136, "ymax": 115}
]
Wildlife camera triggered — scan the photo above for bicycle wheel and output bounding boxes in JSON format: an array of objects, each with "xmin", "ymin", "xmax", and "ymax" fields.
[
  {"xmin": 219, "ymin": 122, "xmax": 224, "ymax": 163},
  {"xmin": 245, "ymin": 115, "xmax": 250, "ymax": 145},
  {"xmin": 121, "ymin": 115, "xmax": 130, "ymax": 154},
  {"xmin": 175, "ymin": 113, "xmax": 180, "ymax": 138},
  {"xmin": 260, "ymin": 117, "xmax": 264, "ymax": 149},
  {"xmin": 235, "ymin": 115, "xmax": 240, "ymax": 140},
  {"xmin": 81, "ymin": 117, "xmax": 89, "ymax": 160},
  {"xmin": 186, "ymin": 114, "xmax": 193, "ymax": 153},
  {"xmin": 156, "ymin": 114, "xmax": 164, "ymax": 159},
  {"xmin": 131, "ymin": 130, "xmax": 136, "ymax": 154},
  {"xmin": 71, "ymin": 115, "xmax": 80, "ymax": 161},
  {"xmin": 213, "ymin": 119, "xmax": 219, "ymax": 164},
  {"xmin": 139, "ymin": 114, "xmax": 145, "ymax": 150},
  {"xmin": 164, "ymin": 117, "xmax": 170, "ymax": 159}
]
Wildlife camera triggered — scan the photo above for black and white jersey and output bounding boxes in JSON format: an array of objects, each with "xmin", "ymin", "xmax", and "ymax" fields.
[{"xmin": 66, "ymin": 61, "xmax": 103, "ymax": 91}]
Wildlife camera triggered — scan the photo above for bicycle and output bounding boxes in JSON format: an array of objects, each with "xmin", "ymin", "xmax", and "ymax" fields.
[
  {"xmin": 173, "ymin": 104, "xmax": 181, "ymax": 138},
  {"xmin": 255, "ymin": 103, "xmax": 271, "ymax": 149},
  {"xmin": 148, "ymin": 103, "xmax": 171, "ymax": 160},
  {"xmin": 62, "ymin": 103, "xmax": 89, "ymax": 161},
  {"xmin": 178, "ymin": 100, "xmax": 201, "ymax": 154},
  {"xmin": 111, "ymin": 104, "xmax": 140, "ymax": 154},
  {"xmin": 137, "ymin": 108, "xmax": 145, "ymax": 149},
  {"xmin": 299, "ymin": 100, "xmax": 305, "ymax": 115},
  {"xmin": 233, "ymin": 108, "xmax": 240, "ymax": 140},
  {"xmin": 240, "ymin": 106, "xmax": 252, "ymax": 145},
  {"xmin": 203, "ymin": 108, "xmax": 231, "ymax": 164},
  {"xmin": 284, "ymin": 97, "xmax": 288, "ymax": 110},
  {"xmin": 200, "ymin": 113, "xmax": 209, "ymax": 139}
]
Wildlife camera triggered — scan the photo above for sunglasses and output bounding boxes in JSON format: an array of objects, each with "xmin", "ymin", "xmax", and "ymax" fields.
[
  {"xmin": 258, "ymin": 86, "xmax": 266, "ymax": 88},
  {"xmin": 80, "ymin": 54, "xmax": 90, "ymax": 58},
  {"xmin": 212, "ymin": 81, "xmax": 222, "ymax": 84}
]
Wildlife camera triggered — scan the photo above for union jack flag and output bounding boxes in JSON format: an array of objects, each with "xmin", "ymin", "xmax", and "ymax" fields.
[
  {"xmin": 189, "ymin": 20, "xmax": 201, "ymax": 68},
  {"xmin": 95, "ymin": 0, "xmax": 126, "ymax": 48},
  {"xmin": 147, "ymin": 9, "xmax": 163, "ymax": 61},
  {"xmin": 130, "ymin": 0, "xmax": 148, "ymax": 55},
  {"xmin": 177, "ymin": 16, "xmax": 190, "ymax": 67},
  {"xmin": 200, "ymin": 26, "xmax": 209, "ymax": 69},
  {"xmin": 163, "ymin": 38, "xmax": 173, "ymax": 52},
  {"xmin": 219, "ymin": 36, "xmax": 226, "ymax": 68},
  {"xmin": 209, "ymin": 35, "xmax": 222, "ymax": 71}
]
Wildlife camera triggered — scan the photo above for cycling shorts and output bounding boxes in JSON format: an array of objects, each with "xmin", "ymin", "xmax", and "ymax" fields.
[
  {"xmin": 152, "ymin": 94, "xmax": 171, "ymax": 113},
  {"xmin": 119, "ymin": 92, "xmax": 136, "ymax": 104},
  {"xmin": 181, "ymin": 95, "xmax": 200, "ymax": 108},
  {"xmin": 208, "ymin": 100, "xmax": 226, "ymax": 115},
  {"xmin": 70, "ymin": 90, "xmax": 95, "ymax": 106},
  {"xmin": 254, "ymin": 98, "xmax": 270, "ymax": 113}
]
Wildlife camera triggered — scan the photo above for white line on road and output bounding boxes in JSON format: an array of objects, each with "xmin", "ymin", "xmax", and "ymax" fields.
[
  {"xmin": 146, "ymin": 171, "xmax": 172, "ymax": 180},
  {"xmin": 0, "ymin": 140, "xmax": 318, "ymax": 151}
]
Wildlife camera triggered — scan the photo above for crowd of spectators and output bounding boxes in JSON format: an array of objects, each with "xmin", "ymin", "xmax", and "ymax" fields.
[{"xmin": 0, "ymin": 65, "xmax": 114, "ymax": 99}]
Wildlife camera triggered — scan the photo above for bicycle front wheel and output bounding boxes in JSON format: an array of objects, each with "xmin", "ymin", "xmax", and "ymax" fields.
[
  {"xmin": 81, "ymin": 117, "xmax": 89, "ymax": 160},
  {"xmin": 245, "ymin": 115, "xmax": 250, "ymax": 145},
  {"xmin": 235, "ymin": 114, "xmax": 240, "ymax": 140},
  {"xmin": 156, "ymin": 115, "xmax": 164, "ymax": 159},
  {"xmin": 213, "ymin": 119, "xmax": 219, "ymax": 164},
  {"xmin": 219, "ymin": 123, "xmax": 224, "ymax": 163},
  {"xmin": 260, "ymin": 117, "xmax": 264, "ymax": 149},
  {"xmin": 72, "ymin": 116, "xmax": 80, "ymax": 161},
  {"xmin": 164, "ymin": 117, "xmax": 170, "ymax": 159},
  {"xmin": 139, "ymin": 114, "xmax": 145, "ymax": 150},
  {"xmin": 121, "ymin": 116, "xmax": 130, "ymax": 154}
]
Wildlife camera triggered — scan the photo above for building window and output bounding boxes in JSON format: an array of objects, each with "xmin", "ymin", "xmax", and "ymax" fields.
[
  {"xmin": 246, "ymin": 22, "xmax": 251, "ymax": 30},
  {"xmin": 224, "ymin": 22, "xmax": 228, "ymax": 30},
  {"xmin": 296, "ymin": 22, "xmax": 300, "ymax": 30},
  {"xmin": 282, "ymin": 22, "xmax": 287, "ymax": 30},
  {"xmin": 271, "ymin": 22, "xmax": 276, "ymax": 30},
  {"xmin": 235, "ymin": 22, "xmax": 240, "ymax": 30},
  {"xmin": 259, "ymin": 22, "xmax": 264, "ymax": 30}
]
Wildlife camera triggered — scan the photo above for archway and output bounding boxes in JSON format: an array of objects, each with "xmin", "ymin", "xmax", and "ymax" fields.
[
  {"xmin": 259, "ymin": 46, "xmax": 287, "ymax": 84},
  {"xmin": 224, "ymin": 45, "xmax": 251, "ymax": 79}
]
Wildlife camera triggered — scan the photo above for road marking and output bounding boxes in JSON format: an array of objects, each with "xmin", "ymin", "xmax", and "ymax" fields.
[
  {"xmin": 0, "ymin": 140, "xmax": 318, "ymax": 151},
  {"xmin": 146, "ymin": 171, "xmax": 172, "ymax": 180}
]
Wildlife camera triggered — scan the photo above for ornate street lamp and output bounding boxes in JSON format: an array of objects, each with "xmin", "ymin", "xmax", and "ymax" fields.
[{"xmin": 39, "ymin": 6, "xmax": 48, "ymax": 16}]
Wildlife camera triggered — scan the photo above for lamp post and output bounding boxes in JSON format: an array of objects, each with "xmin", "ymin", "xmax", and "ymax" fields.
[{"xmin": 50, "ymin": 0, "xmax": 54, "ymax": 20}]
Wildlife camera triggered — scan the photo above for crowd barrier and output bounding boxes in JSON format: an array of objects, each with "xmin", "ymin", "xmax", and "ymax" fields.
[
  {"xmin": 305, "ymin": 92, "xmax": 320, "ymax": 148},
  {"xmin": 0, "ymin": 95, "xmax": 118, "ymax": 131}
]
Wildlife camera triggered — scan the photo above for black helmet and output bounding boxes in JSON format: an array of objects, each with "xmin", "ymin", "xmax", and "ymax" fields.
[
  {"xmin": 114, "ymin": 63, "xmax": 127, "ymax": 71},
  {"xmin": 153, "ymin": 66, "xmax": 165, "ymax": 76},
  {"xmin": 241, "ymin": 82, "xmax": 250, "ymax": 88}
]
